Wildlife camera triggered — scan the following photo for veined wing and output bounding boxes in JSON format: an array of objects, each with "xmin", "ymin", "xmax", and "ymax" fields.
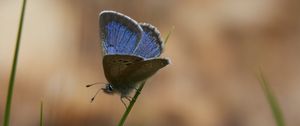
[
  {"xmin": 102, "ymin": 54, "xmax": 144, "ymax": 84},
  {"xmin": 119, "ymin": 58, "xmax": 170, "ymax": 84},
  {"xmin": 100, "ymin": 11, "xmax": 143, "ymax": 55}
]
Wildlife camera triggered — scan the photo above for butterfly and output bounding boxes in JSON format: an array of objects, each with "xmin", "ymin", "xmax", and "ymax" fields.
[{"xmin": 90, "ymin": 10, "xmax": 170, "ymax": 107}]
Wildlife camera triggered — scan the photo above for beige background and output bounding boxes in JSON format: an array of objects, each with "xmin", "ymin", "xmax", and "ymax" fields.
[{"xmin": 1, "ymin": 0, "xmax": 300, "ymax": 126}]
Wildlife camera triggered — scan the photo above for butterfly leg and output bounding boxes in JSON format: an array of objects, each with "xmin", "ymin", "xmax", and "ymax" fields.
[
  {"xmin": 126, "ymin": 96, "xmax": 139, "ymax": 104},
  {"xmin": 120, "ymin": 97, "xmax": 128, "ymax": 108},
  {"xmin": 125, "ymin": 96, "xmax": 132, "ymax": 101},
  {"xmin": 120, "ymin": 96, "xmax": 136, "ymax": 108}
]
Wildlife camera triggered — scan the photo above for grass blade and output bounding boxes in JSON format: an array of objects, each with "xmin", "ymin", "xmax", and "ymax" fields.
[
  {"xmin": 163, "ymin": 26, "xmax": 175, "ymax": 46},
  {"xmin": 40, "ymin": 101, "xmax": 44, "ymax": 126},
  {"xmin": 3, "ymin": 0, "xmax": 27, "ymax": 125},
  {"xmin": 257, "ymin": 69, "xmax": 285, "ymax": 126},
  {"xmin": 117, "ymin": 81, "xmax": 145, "ymax": 126}
]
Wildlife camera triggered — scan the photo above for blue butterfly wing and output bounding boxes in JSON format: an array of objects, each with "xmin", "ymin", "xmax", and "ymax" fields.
[
  {"xmin": 133, "ymin": 23, "xmax": 163, "ymax": 59},
  {"xmin": 100, "ymin": 11, "xmax": 143, "ymax": 55}
]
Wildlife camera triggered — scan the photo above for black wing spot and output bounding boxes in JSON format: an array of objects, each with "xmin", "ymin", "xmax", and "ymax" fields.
[
  {"xmin": 125, "ymin": 62, "xmax": 133, "ymax": 66},
  {"xmin": 118, "ymin": 59, "xmax": 130, "ymax": 64},
  {"xmin": 118, "ymin": 59, "xmax": 130, "ymax": 63}
]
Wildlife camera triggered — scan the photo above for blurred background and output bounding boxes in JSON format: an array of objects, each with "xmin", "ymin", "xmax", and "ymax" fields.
[{"xmin": 1, "ymin": 0, "xmax": 300, "ymax": 126}]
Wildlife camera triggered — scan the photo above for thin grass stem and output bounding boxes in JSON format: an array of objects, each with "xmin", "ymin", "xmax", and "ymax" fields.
[
  {"xmin": 163, "ymin": 26, "xmax": 175, "ymax": 46},
  {"xmin": 3, "ymin": 0, "xmax": 27, "ymax": 125},
  {"xmin": 117, "ymin": 81, "xmax": 145, "ymax": 126},
  {"xmin": 40, "ymin": 101, "xmax": 44, "ymax": 126},
  {"xmin": 257, "ymin": 68, "xmax": 285, "ymax": 126}
]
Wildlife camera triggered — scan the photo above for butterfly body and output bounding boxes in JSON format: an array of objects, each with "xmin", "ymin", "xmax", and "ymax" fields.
[{"xmin": 99, "ymin": 11, "xmax": 169, "ymax": 99}]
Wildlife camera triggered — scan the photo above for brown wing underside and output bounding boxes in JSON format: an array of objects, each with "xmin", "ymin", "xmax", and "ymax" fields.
[
  {"xmin": 103, "ymin": 54, "xmax": 170, "ymax": 87},
  {"xmin": 103, "ymin": 54, "xmax": 144, "ymax": 84},
  {"xmin": 119, "ymin": 58, "xmax": 169, "ymax": 84}
]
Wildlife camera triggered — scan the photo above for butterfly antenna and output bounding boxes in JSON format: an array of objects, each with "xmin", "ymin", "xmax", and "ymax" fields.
[
  {"xmin": 90, "ymin": 88, "xmax": 102, "ymax": 103},
  {"xmin": 86, "ymin": 82, "xmax": 106, "ymax": 87}
]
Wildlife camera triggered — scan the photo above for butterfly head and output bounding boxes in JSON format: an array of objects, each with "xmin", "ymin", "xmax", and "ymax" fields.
[{"xmin": 101, "ymin": 83, "xmax": 115, "ymax": 95}]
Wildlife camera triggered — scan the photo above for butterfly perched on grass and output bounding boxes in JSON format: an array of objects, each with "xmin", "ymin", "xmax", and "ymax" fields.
[{"xmin": 88, "ymin": 10, "xmax": 170, "ymax": 107}]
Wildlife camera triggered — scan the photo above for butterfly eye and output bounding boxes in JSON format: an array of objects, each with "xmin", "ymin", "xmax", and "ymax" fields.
[
  {"xmin": 108, "ymin": 84, "xmax": 113, "ymax": 92},
  {"xmin": 102, "ymin": 84, "xmax": 114, "ymax": 94}
]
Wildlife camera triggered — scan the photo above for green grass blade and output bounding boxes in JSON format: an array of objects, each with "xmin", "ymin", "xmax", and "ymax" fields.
[
  {"xmin": 163, "ymin": 26, "xmax": 175, "ymax": 45},
  {"xmin": 257, "ymin": 69, "xmax": 285, "ymax": 126},
  {"xmin": 40, "ymin": 101, "xmax": 44, "ymax": 126},
  {"xmin": 3, "ymin": 0, "xmax": 27, "ymax": 126},
  {"xmin": 117, "ymin": 81, "xmax": 145, "ymax": 126}
]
